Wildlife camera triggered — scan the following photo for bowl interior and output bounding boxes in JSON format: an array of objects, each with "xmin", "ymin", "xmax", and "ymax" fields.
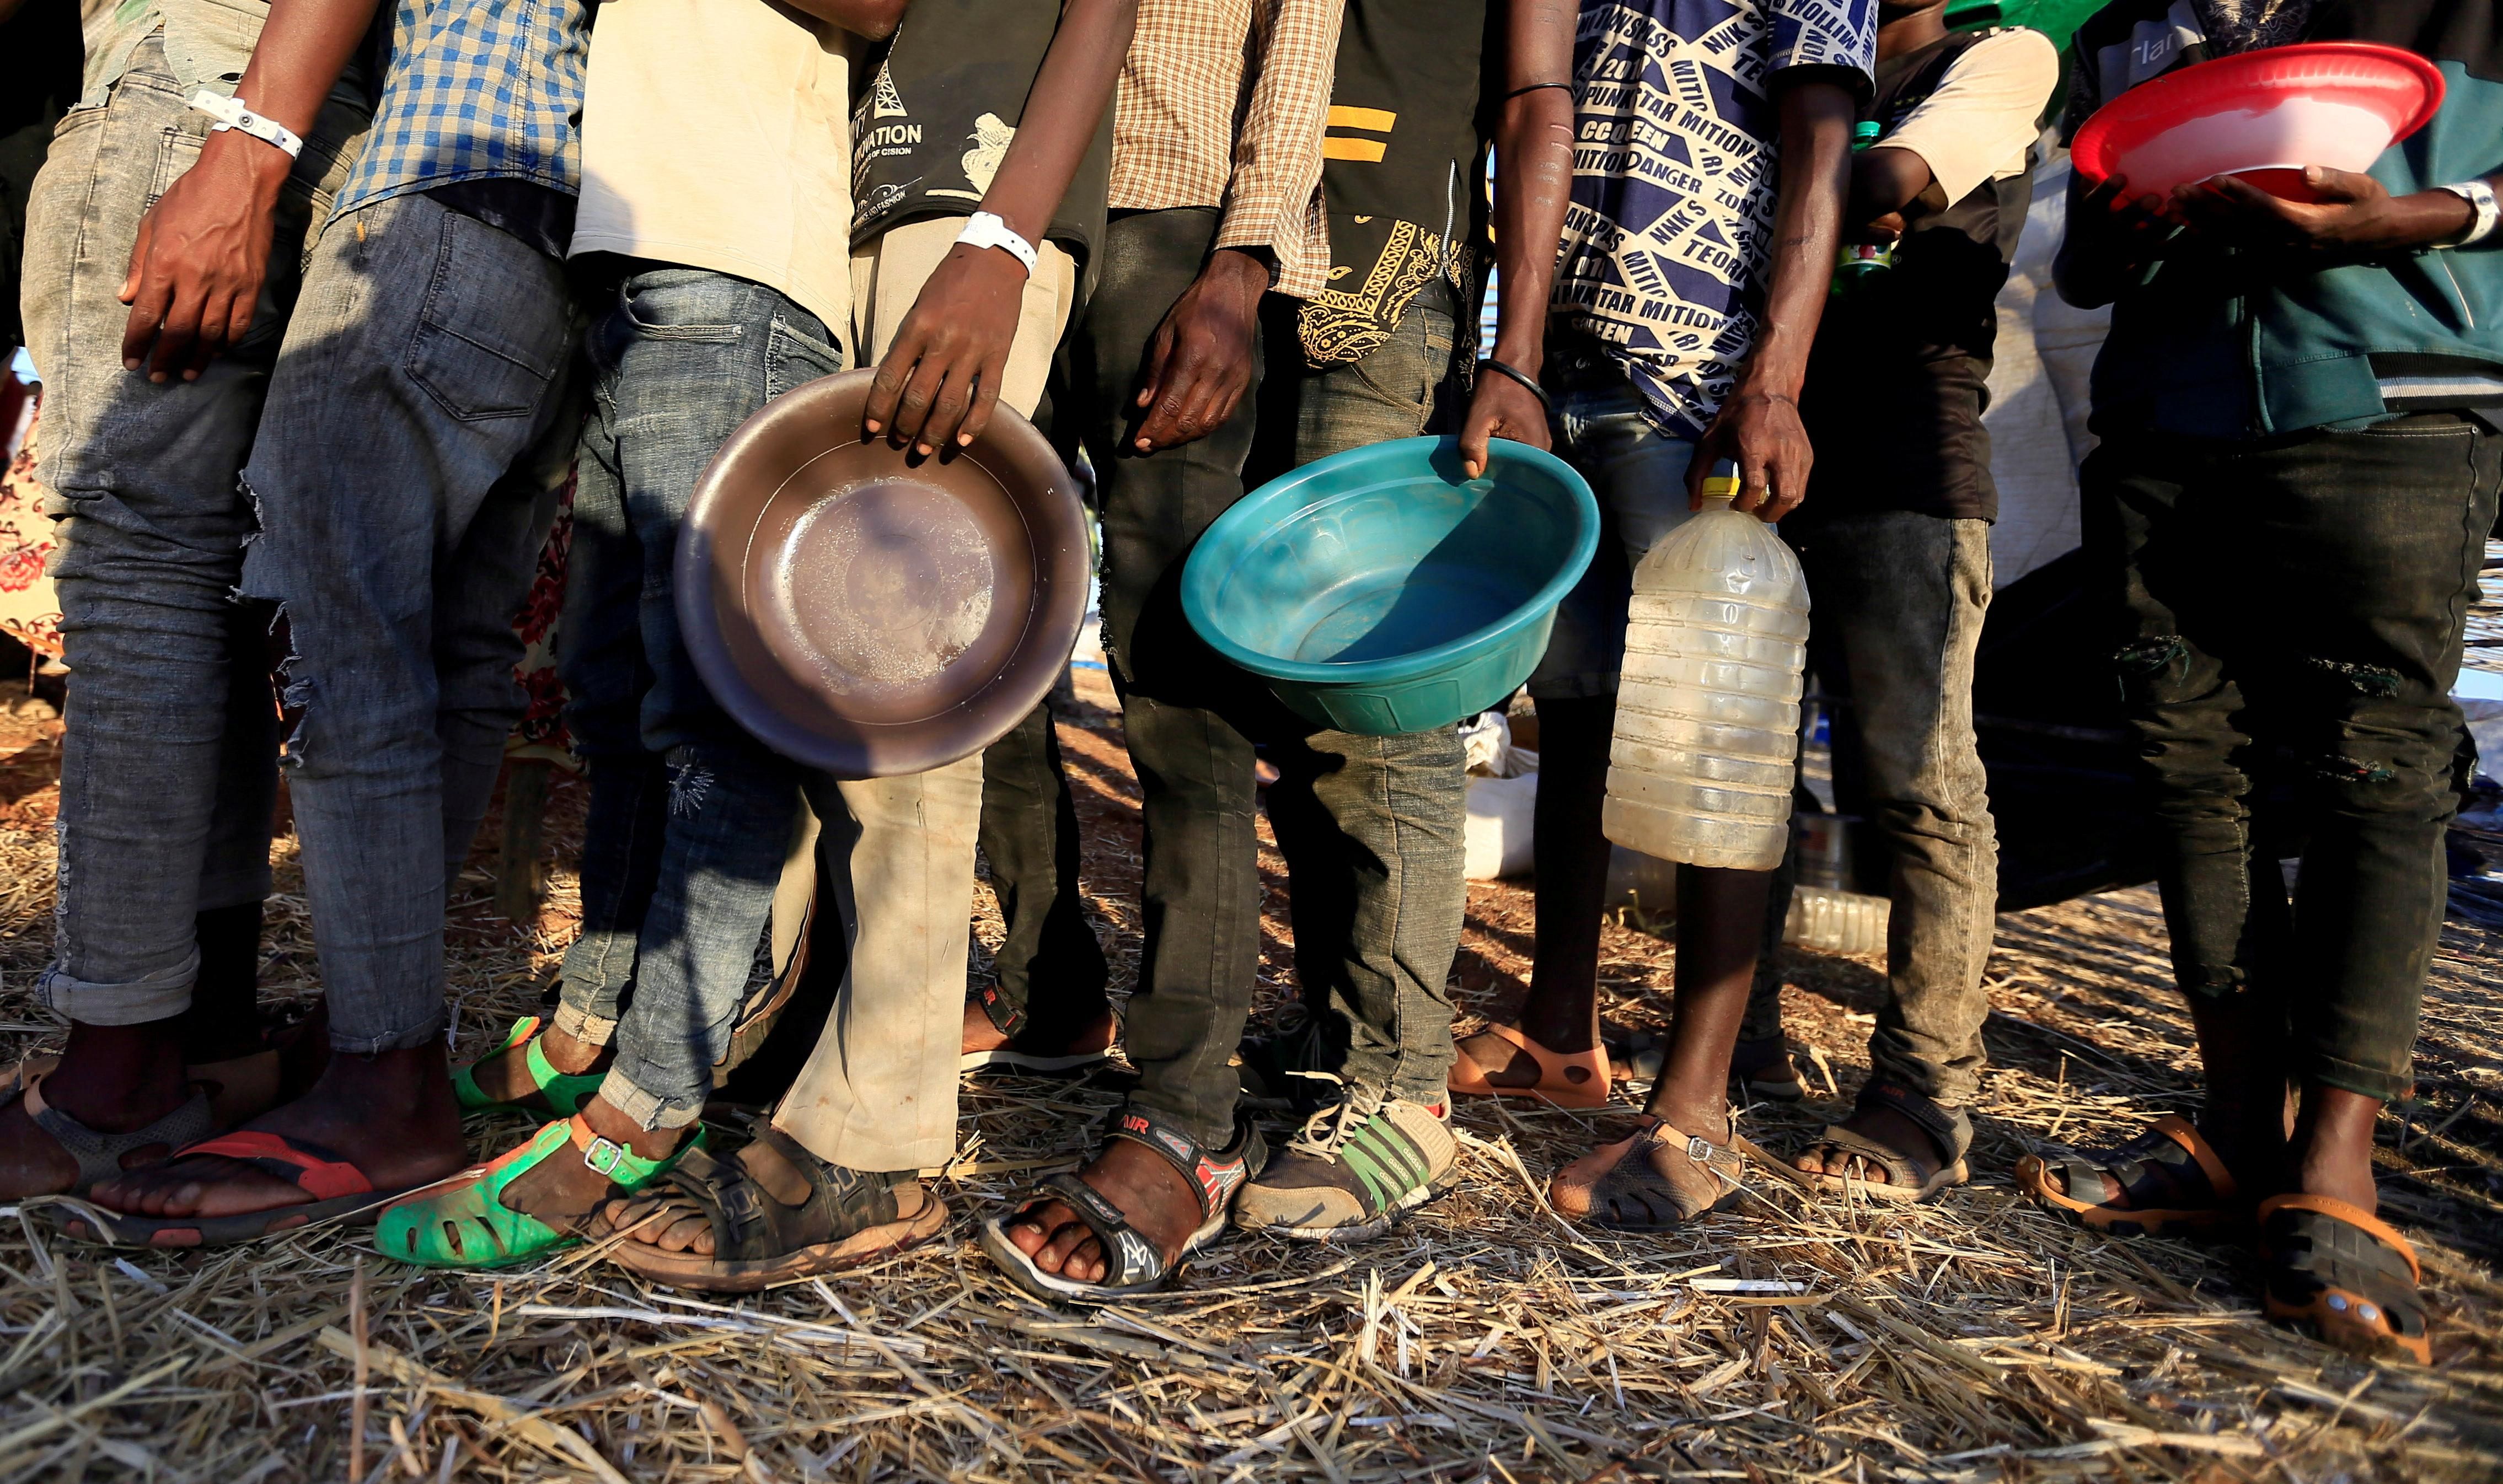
[
  {"xmin": 2074, "ymin": 42, "xmax": 2444, "ymax": 197},
  {"xmin": 1202, "ymin": 444, "xmax": 1589, "ymax": 670},
  {"xmin": 683, "ymin": 370, "xmax": 1087, "ymax": 777}
]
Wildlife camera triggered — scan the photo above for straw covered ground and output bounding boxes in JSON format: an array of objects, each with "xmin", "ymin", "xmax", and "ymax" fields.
[{"xmin": 3, "ymin": 670, "xmax": 2502, "ymax": 1482}]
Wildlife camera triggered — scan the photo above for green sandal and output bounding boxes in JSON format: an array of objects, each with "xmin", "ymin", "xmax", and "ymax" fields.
[
  {"xmin": 375, "ymin": 1114, "xmax": 699, "ymax": 1270},
  {"xmin": 451, "ymin": 1017, "xmax": 606, "ymax": 1117}
]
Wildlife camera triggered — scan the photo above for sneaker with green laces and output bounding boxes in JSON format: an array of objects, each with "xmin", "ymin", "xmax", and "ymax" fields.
[{"xmin": 1232, "ymin": 1089, "xmax": 1456, "ymax": 1243}]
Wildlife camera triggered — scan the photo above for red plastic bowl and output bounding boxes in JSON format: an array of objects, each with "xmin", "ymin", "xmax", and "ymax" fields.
[{"xmin": 2073, "ymin": 42, "xmax": 2444, "ymax": 202}]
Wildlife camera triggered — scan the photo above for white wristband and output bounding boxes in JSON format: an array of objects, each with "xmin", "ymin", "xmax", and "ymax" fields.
[
  {"xmin": 187, "ymin": 89, "xmax": 303, "ymax": 160},
  {"xmin": 2434, "ymin": 179, "xmax": 2499, "ymax": 248},
  {"xmin": 954, "ymin": 211, "xmax": 1038, "ymax": 275}
]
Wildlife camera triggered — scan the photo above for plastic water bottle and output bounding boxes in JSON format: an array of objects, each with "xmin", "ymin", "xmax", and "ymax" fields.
[
  {"xmin": 1833, "ymin": 120, "xmax": 1893, "ymax": 295},
  {"xmin": 1784, "ymin": 885, "xmax": 1890, "ymax": 957},
  {"xmin": 1603, "ymin": 459, "xmax": 1809, "ymax": 872}
]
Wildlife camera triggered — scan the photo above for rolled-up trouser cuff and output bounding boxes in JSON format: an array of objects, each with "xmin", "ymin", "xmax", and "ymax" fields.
[
  {"xmin": 2309, "ymin": 1054, "xmax": 2413, "ymax": 1106},
  {"xmin": 551, "ymin": 1002, "xmax": 619, "ymax": 1049},
  {"xmin": 328, "ymin": 1011, "xmax": 448, "ymax": 1057},
  {"xmin": 597, "ymin": 1066, "xmax": 705, "ymax": 1132},
  {"xmin": 37, "ymin": 953, "xmax": 198, "ymax": 1026}
]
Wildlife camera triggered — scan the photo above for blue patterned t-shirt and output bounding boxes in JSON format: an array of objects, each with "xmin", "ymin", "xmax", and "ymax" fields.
[{"xmin": 1551, "ymin": 0, "xmax": 1876, "ymax": 438}]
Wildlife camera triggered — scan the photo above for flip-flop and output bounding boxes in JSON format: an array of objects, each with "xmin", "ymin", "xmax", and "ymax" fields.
[
  {"xmin": 451, "ymin": 1016, "xmax": 607, "ymax": 1117},
  {"xmin": 594, "ymin": 1124, "xmax": 946, "ymax": 1293},
  {"xmin": 1795, "ymin": 1080, "xmax": 1971, "ymax": 1205},
  {"xmin": 1550, "ymin": 1116, "xmax": 1751, "ymax": 1230},
  {"xmin": 376, "ymin": 1114, "xmax": 701, "ymax": 1270},
  {"xmin": 980, "ymin": 1108, "xmax": 1264, "ymax": 1303},
  {"xmin": 51, "ymin": 1130, "xmax": 446, "ymax": 1248},
  {"xmin": 1448, "ymin": 1023, "xmax": 1611, "ymax": 1110},
  {"xmin": 9, "ymin": 1071, "xmax": 217, "ymax": 1197},
  {"xmin": 2014, "ymin": 1114, "xmax": 2238, "ymax": 1238},
  {"xmin": 2257, "ymin": 1193, "xmax": 2432, "ymax": 1364}
]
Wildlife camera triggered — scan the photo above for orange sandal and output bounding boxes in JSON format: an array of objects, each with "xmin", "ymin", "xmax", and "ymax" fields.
[
  {"xmin": 2257, "ymin": 1193, "xmax": 2432, "ymax": 1365},
  {"xmin": 1449, "ymin": 1023, "xmax": 1611, "ymax": 1110},
  {"xmin": 2014, "ymin": 1114, "xmax": 2239, "ymax": 1238}
]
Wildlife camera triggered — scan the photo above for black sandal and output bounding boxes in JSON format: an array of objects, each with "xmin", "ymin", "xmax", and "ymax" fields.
[
  {"xmin": 2014, "ymin": 1114, "xmax": 2238, "ymax": 1238},
  {"xmin": 1797, "ymin": 1080, "xmax": 1971, "ymax": 1204},
  {"xmin": 594, "ymin": 1123, "xmax": 946, "ymax": 1293},
  {"xmin": 979, "ymin": 1106, "xmax": 1264, "ymax": 1303}
]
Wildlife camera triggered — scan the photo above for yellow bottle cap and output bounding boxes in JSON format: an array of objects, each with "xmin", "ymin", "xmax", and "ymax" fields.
[{"xmin": 1701, "ymin": 459, "xmax": 1741, "ymax": 503}]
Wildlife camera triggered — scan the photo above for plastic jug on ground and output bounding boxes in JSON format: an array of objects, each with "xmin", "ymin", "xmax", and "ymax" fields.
[{"xmin": 1602, "ymin": 458, "xmax": 1809, "ymax": 872}]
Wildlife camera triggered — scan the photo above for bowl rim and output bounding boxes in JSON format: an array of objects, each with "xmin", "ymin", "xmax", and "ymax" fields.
[
  {"xmin": 674, "ymin": 368, "xmax": 1089, "ymax": 777},
  {"xmin": 2072, "ymin": 41, "xmax": 2447, "ymax": 190},
  {"xmin": 1179, "ymin": 434, "xmax": 1600, "ymax": 687}
]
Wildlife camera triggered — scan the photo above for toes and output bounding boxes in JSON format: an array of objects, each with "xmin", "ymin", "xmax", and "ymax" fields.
[{"xmin": 1064, "ymin": 1236, "xmax": 1106, "ymax": 1283}]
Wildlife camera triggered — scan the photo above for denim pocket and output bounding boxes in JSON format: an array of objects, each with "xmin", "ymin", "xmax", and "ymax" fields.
[
  {"xmin": 405, "ymin": 210, "xmax": 566, "ymax": 422},
  {"xmin": 617, "ymin": 272, "xmax": 747, "ymax": 343},
  {"xmin": 766, "ymin": 318, "xmax": 846, "ymax": 401}
]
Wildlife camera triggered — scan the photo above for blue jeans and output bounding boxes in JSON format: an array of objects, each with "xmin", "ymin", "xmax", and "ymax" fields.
[
  {"xmin": 24, "ymin": 37, "xmax": 372, "ymax": 1024},
  {"xmin": 560, "ymin": 268, "xmax": 979, "ymax": 1164},
  {"xmin": 1526, "ymin": 342, "xmax": 1700, "ymax": 703},
  {"xmin": 239, "ymin": 190, "xmax": 581, "ymax": 1053}
]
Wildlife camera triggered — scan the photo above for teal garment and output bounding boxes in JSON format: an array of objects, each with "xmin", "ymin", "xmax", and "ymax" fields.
[{"xmin": 2074, "ymin": 0, "xmax": 2503, "ymax": 439}]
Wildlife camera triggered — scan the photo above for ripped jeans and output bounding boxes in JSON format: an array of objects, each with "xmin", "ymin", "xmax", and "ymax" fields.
[
  {"xmin": 23, "ymin": 35, "xmax": 373, "ymax": 1024},
  {"xmin": 2084, "ymin": 414, "xmax": 2501, "ymax": 1102},
  {"xmin": 239, "ymin": 190, "xmax": 581, "ymax": 1053}
]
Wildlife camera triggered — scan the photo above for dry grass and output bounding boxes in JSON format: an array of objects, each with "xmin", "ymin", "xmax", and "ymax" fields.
[{"xmin": 2, "ymin": 668, "xmax": 2501, "ymax": 1481}]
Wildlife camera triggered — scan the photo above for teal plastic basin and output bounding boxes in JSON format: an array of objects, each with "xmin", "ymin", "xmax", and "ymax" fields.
[{"xmin": 1181, "ymin": 436, "xmax": 1599, "ymax": 735}]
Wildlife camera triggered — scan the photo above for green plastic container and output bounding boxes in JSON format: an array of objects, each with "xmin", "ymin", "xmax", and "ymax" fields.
[{"xmin": 1181, "ymin": 435, "xmax": 1599, "ymax": 735}]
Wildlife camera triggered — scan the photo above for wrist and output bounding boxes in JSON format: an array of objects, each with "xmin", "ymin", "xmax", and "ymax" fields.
[
  {"xmin": 1201, "ymin": 247, "xmax": 1272, "ymax": 306},
  {"xmin": 199, "ymin": 128, "xmax": 292, "ymax": 197}
]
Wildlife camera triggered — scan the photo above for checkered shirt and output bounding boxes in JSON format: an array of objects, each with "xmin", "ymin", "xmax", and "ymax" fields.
[
  {"xmin": 334, "ymin": 0, "xmax": 594, "ymax": 217},
  {"xmin": 1113, "ymin": 0, "xmax": 1342, "ymax": 299}
]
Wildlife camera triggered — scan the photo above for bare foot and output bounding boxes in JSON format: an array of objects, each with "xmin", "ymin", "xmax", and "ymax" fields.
[
  {"xmin": 496, "ymin": 1095, "xmax": 687, "ymax": 1230},
  {"xmin": 465, "ymin": 1020, "xmax": 608, "ymax": 1107},
  {"xmin": 1791, "ymin": 1104, "xmax": 1946, "ymax": 1189},
  {"xmin": 1004, "ymin": 1138, "xmax": 1199, "ymax": 1283},
  {"xmin": 91, "ymin": 1044, "xmax": 467, "ymax": 1220},
  {"xmin": 2, "ymin": 1021, "xmax": 191, "ymax": 1198}
]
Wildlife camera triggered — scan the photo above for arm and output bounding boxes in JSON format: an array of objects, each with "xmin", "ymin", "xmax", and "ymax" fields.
[
  {"xmin": 778, "ymin": 0, "xmax": 908, "ymax": 40},
  {"xmin": 2173, "ymin": 164, "xmax": 2501, "ymax": 259},
  {"xmin": 864, "ymin": 0, "xmax": 1140, "ymax": 451},
  {"xmin": 1129, "ymin": 0, "xmax": 1343, "ymax": 452},
  {"xmin": 1457, "ymin": 0, "xmax": 1577, "ymax": 480},
  {"xmin": 1852, "ymin": 32, "xmax": 2057, "ymax": 238},
  {"xmin": 1693, "ymin": 78, "xmax": 1853, "ymax": 520},
  {"xmin": 2050, "ymin": 168, "xmax": 2175, "ymax": 309},
  {"xmin": 120, "ymin": 0, "xmax": 381, "ymax": 381}
]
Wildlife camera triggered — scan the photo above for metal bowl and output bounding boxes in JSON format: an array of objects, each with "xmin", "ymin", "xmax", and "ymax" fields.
[{"xmin": 676, "ymin": 369, "xmax": 1090, "ymax": 777}]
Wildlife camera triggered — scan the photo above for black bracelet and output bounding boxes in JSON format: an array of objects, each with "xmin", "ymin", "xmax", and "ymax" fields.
[
  {"xmin": 1503, "ymin": 80, "xmax": 1574, "ymax": 102},
  {"xmin": 1478, "ymin": 356, "xmax": 1552, "ymax": 414}
]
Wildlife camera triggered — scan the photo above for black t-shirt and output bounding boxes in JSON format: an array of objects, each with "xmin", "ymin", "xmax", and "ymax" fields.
[
  {"xmin": 850, "ymin": 0, "xmax": 1112, "ymax": 266},
  {"xmin": 1296, "ymin": 0, "xmax": 1496, "ymax": 368},
  {"xmin": 1795, "ymin": 30, "xmax": 2036, "ymax": 525}
]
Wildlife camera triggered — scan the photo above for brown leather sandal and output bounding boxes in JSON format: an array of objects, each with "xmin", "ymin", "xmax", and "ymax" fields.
[
  {"xmin": 1449, "ymin": 1023, "xmax": 1611, "ymax": 1110},
  {"xmin": 1549, "ymin": 1116, "xmax": 1749, "ymax": 1230},
  {"xmin": 2014, "ymin": 1114, "xmax": 2239, "ymax": 1238},
  {"xmin": 2257, "ymin": 1193, "xmax": 2432, "ymax": 1365}
]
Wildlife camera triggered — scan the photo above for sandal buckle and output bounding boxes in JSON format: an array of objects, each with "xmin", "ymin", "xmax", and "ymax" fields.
[
  {"xmin": 1687, "ymin": 1135, "xmax": 1713, "ymax": 1163},
  {"xmin": 582, "ymin": 1134, "xmax": 630, "ymax": 1177}
]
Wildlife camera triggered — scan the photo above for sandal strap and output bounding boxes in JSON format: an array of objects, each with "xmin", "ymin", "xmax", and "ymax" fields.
[
  {"xmin": 2148, "ymin": 1115, "xmax": 2239, "ymax": 1202},
  {"xmin": 175, "ymin": 1130, "xmax": 374, "ymax": 1201},
  {"xmin": 1020, "ymin": 1171, "xmax": 1167, "ymax": 1288},
  {"xmin": 1816, "ymin": 1124, "xmax": 1923, "ymax": 1185},
  {"xmin": 1641, "ymin": 1116, "xmax": 1748, "ymax": 1188},
  {"xmin": 20, "ymin": 1073, "xmax": 218, "ymax": 1191},
  {"xmin": 639, "ymin": 1128, "xmax": 902, "ymax": 1264},
  {"xmin": 569, "ymin": 1115, "xmax": 680, "ymax": 1185},
  {"xmin": 1104, "ymin": 1106, "xmax": 1261, "ymax": 1224},
  {"xmin": 2258, "ymin": 1193, "xmax": 2420, "ymax": 1284},
  {"xmin": 1855, "ymin": 1081, "xmax": 1972, "ymax": 1165}
]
